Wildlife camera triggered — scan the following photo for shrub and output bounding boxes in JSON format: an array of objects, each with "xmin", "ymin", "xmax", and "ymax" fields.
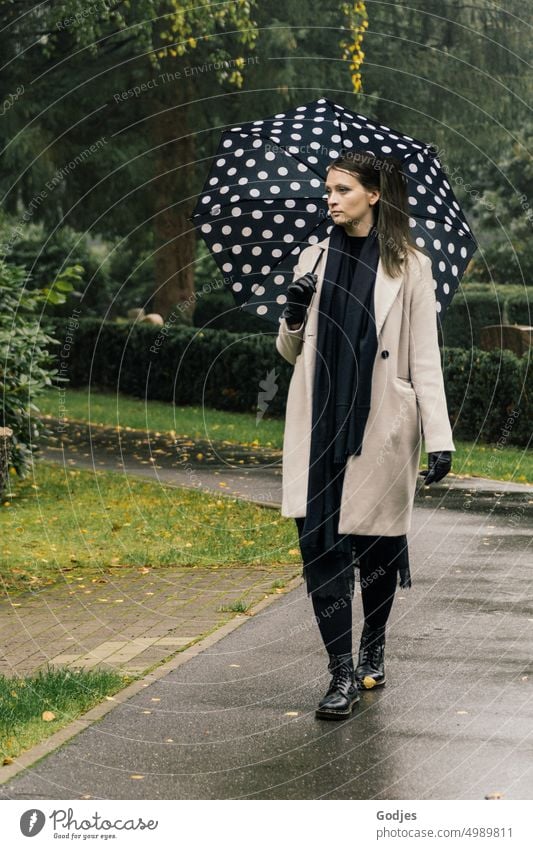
[{"xmin": 0, "ymin": 261, "xmax": 81, "ymax": 475}]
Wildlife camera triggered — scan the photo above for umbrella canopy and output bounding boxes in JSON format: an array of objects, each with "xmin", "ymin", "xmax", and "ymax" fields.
[{"xmin": 191, "ymin": 97, "xmax": 477, "ymax": 325}]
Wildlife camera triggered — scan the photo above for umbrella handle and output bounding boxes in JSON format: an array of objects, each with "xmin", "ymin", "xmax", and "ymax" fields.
[{"xmin": 309, "ymin": 247, "xmax": 325, "ymax": 276}]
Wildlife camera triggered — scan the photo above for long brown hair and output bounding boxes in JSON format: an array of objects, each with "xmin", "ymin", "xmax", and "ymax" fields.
[{"xmin": 326, "ymin": 150, "xmax": 417, "ymax": 277}]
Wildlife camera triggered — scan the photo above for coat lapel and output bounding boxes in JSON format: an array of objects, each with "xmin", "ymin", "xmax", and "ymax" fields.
[{"xmin": 300, "ymin": 236, "xmax": 404, "ymax": 401}]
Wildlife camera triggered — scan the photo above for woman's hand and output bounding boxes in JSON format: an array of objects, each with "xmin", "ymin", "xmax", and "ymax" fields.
[
  {"xmin": 420, "ymin": 451, "xmax": 452, "ymax": 485},
  {"xmin": 281, "ymin": 272, "xmax": 317, "ymax": 326}
]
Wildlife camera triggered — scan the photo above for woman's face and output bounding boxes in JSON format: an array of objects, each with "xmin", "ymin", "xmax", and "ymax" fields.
[{"xmin": 325, "ymin": 167, "xmax": 380, "ymax": 233}]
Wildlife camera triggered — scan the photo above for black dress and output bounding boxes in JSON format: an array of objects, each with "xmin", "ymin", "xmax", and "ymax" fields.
[{"xmin": 295, "ymin": 233, "xmax": 412, "ymax": 601}]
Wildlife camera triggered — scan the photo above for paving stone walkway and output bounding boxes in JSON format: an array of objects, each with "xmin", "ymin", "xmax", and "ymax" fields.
[{"xmin": 0, "ymin": 564, "xmax": 300, "ymax": 678}]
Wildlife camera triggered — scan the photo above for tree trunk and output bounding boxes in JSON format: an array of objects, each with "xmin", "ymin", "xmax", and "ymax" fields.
[
  {"xmin": 0, "ymin": 427, "xmax": 13, "ymax": 497},
  {"xmin": 151, "ymin": 70, "xmax": 197, "ymax": 321}
]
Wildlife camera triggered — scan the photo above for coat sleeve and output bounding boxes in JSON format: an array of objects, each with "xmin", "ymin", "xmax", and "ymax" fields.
[
  {"xmin": 275, "ymin": 251, "xmax": 310, "ymax": 366},
  {"xmin": 409, "ymin": 253, "xmax": 456, "ymax": 454}
]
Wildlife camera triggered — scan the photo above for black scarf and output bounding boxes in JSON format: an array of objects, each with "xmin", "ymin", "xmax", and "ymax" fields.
[{"xmin": 298, "ymin": 224, "xmax": 380, "ymax": 590}]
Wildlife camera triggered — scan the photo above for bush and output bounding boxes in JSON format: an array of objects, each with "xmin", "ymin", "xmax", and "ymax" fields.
[{"xmin": 0, "ymin": 261, "xmax": 81, "ymax": 475}]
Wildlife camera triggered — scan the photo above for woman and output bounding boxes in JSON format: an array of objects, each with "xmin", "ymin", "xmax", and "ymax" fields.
[{"xmin": 275, "ymin": 150, "xmax": 455, "ymax": 720}]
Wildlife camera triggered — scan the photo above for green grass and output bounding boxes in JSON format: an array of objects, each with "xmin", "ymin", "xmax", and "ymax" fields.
[
  {"xmin": 1, "ymin": 462, "xmax": 302, "ymax": 595},
  {"xmin": 38, "ymin": 386, "xmax": 283, "ymax": 448},
  {"xmin": 0, "ymin": 665, "xmax": 129, "ymax": 762},
  {"xmin": 218, "ymin": 599, "xmax": 250, "ymax": 613},
  {"xmin": 37, "ymin": 387, "xmax": 533, "ymax": 483}
]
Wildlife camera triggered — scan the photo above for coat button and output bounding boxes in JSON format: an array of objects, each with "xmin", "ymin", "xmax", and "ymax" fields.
[{"xmin": 381, "ymin": 350, "xmax": 389, "ymax": 359}]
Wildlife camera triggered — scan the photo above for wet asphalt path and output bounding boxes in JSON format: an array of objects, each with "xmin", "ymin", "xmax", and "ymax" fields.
[{"xmin": 1, "ymin": 486, "xmax": 532, "ymax": 799}]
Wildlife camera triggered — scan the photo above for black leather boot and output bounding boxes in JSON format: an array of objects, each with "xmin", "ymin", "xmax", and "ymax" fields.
[
  {"xmin": 315, "ymin": 652, "xmax": 360, "ymax": 720},
  {"xmin": 355, "ymin": 623, "xmax": 386, "ymax": 689}
]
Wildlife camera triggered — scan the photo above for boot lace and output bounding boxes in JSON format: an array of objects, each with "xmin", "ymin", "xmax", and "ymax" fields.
[
  {"xmin": 328, "ymin": 660, "xmax": 352, "ymax": 693},
  {"xmin": 360, "ymin": 637, "xmax": 383, "ymax": 670}
]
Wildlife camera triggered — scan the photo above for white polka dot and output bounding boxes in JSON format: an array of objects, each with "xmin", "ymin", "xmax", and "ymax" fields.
[
  {"xmin": 232, "ymin": 282, "xmax": 242, "ymax": 292},
  {"xmin": 257, "ymin": 305, "xmax": 268, "ymax": 315},
  {"xmin": 212, "ymin": 243, "xmax": 223, "ymax": 253},
  {"xmin": 276, "ymin": 294, "xmax": 287, "ymax": 304},
  {"xmin": 201, "ymin": 224, "xmax": 212, "ymax": 234}
]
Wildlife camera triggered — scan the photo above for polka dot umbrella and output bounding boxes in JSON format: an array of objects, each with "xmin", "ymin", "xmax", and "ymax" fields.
[{"xmin": 190, "ymin": 96, "xmax": 477, "ymax": 325}]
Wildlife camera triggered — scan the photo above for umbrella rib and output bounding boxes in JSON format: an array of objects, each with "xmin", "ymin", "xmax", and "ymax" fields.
[{"xmin": 237, "ymin": 223, "xmax": 329, "ymax": 312}]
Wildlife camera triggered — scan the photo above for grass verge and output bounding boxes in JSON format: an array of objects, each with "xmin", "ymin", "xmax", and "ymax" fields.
[
  {"xmin": 1, "ymin": 462, "xmax": 301, "ymax": 595},
  {"xmin": 37, "ymin": 387, "xmax": 533, "ymax": 483},
  {"xmin": 0, "ymin": 665, "xmax": 130, "ymax": 763}
]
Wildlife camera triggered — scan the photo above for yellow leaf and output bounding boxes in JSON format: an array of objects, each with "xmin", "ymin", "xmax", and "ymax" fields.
[{"xmin": 42, "ymin": 711, "xmax": 56, "ymax": 722}]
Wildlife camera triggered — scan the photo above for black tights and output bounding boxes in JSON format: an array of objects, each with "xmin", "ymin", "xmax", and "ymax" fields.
[{"xmin": 296, "ymin": 519, "xmax": 398, "ymax": 656}]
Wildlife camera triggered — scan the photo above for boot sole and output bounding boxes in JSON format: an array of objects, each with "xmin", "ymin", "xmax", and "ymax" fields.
[{"xmin": 315, "ymin": 698, "xmax": 360, "ymax": 720}]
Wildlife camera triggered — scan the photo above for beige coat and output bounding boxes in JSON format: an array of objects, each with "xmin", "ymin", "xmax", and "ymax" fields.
[{"xmin": 276, "ymin": 236, "xmax": 456, "ymax": 536}]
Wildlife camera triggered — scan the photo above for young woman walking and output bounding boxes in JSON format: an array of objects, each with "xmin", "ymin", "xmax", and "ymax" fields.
[{"xmin": 276, "ymin": 150, "xmax": 454, "ymax": 720}]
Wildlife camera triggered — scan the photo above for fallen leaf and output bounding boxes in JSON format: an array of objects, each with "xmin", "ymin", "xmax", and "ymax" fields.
[{"xmin": 42, "ymin": 711, "xmax": 56, "ymax": 722}]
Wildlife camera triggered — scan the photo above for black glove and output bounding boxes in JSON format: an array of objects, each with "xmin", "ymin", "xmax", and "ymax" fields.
[
  {"xmin": 281, "ymin": 272, "xmax": 317, "ymax": 326},
  {"xmin": 419, "ymin": 451, "xmax": 452, "ymax": 485}
]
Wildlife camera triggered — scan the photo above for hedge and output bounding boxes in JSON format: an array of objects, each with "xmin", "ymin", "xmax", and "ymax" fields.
[
  {"xmin": 191, "ymin": 283, "xmax": 532, "ymax": 346},
  {"xmin": 47, "ymin": 317, "xmax": 531, "ymax": 448}
]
